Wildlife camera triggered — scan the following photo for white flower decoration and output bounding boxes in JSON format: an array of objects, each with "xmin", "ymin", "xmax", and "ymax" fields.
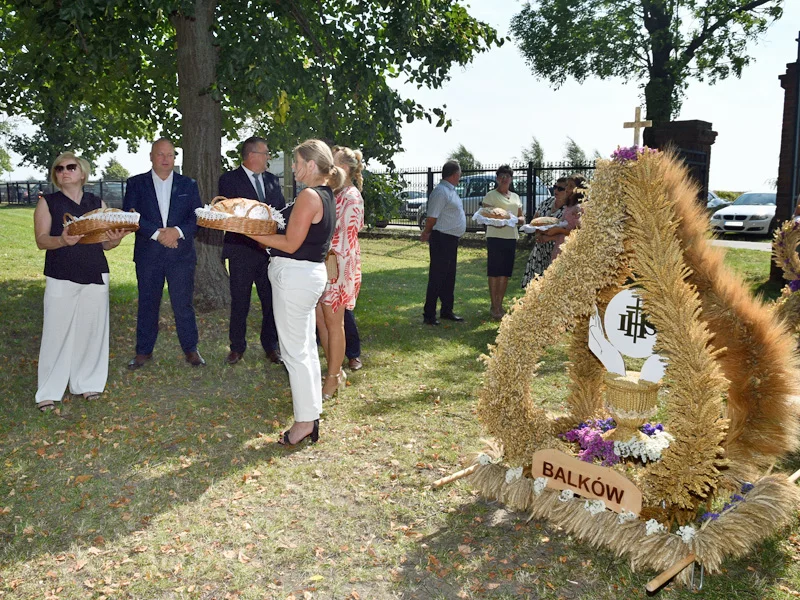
[
  {"xmin": 584, "ymin": 499, "xmax": 606, "ymax": 515},
  {"xmin": 645, "ymin": 519, "xmax": 667, "ymax": 536},
  {"xmin": 614, "ymin": 431, "xmax": 674, "ymax": 464},
  {"xmin": 477, "ymin": 453, "xmax": 492, "ymax": 466},
  {"xmin": 533, "ymin": 477, "xmax": 548, "ymax": 496},
  {"xmin": 558, "ymin": 489, "xmax": 574, "ymax": 503},
  {"xmin": 505, "ymin": 466, "xmax": 523, "ymax": 484},
  {"xmin": 617, "ymin": 510, "xmax": 637, "ymax": 524},
  {"xmin": 676, "ymin": 525, "xmax": 696, "ymax": 544}
]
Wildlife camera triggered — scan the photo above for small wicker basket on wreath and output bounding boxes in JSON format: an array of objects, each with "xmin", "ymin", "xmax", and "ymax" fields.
[
  {"xmin": 63, "ymin": 208, "xmax": 140, "ymax": 245},
  {"xmin": 602, "ymin": 371, "xmax": 660, "ymax": 441},
  {"xmin": 195, "ymin": 196, "xmax": 284, "ymax": 235}
]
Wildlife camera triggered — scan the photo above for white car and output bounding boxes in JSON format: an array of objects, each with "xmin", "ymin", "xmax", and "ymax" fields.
[{"xmin": 710, "ymin": 192, "xmax": 776, "ymax": 236}]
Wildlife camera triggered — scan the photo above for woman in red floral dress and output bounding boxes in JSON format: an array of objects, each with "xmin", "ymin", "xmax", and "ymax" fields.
[{"xmin": 317, "ymin": 146, "xmax": 365, "ymax": 400}]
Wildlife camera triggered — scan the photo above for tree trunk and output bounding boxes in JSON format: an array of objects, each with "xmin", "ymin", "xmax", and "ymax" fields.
[
  {"xmin": 642, "ymin": 0, "xmax": 675, "ymax": 125},
  {"xmin": 172, "ymin": 0, "xmax": 229, "ymax": 312}
]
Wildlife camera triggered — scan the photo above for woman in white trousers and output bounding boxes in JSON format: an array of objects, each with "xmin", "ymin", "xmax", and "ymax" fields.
[
  {"xmin": 247, "ymin": 139, "xmax": 343, "ymax": 445},
  {"xmin": 33, "ymin": 151, "xmax": 130, "ymax": 412}
]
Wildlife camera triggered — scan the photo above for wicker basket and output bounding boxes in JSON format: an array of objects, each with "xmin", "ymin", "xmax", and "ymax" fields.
[
  {"xmin": 603, "ymin": 371, "xmax": 660, "ymax": 441},
  {"xmin": 196, "ymin": 196, "xmax": 278, "ymax": 235},
  {"xmin": 63, "ymin": 211, "xmax": 140, "ymax": 245}
]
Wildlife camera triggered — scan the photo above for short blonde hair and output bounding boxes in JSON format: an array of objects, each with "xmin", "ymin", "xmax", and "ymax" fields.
[
  {"xmin": 332, "ymin": 146, "xmax": 364, "ymax": 191},
  {"xmin": 50, "ymin": 151, "xmax": 91, "ymax": 187},
  {"xmin": 294, "ymin": 139, "xmax": 346, "ymax": 190}
]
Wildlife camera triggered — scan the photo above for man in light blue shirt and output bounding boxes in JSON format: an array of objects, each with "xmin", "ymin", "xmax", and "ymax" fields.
[{"xmin": 421, "ymin": 160, "xmax": 466, "ymax": 325}]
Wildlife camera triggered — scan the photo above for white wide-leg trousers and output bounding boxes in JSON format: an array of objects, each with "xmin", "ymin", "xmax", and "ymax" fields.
[
  {"xmin": 269, "ymin": 257, "xmax": 327, "ymax": 422},
  {"xmin": 36, "ymin": 274, "xmax": 109, "ymax": 405}
]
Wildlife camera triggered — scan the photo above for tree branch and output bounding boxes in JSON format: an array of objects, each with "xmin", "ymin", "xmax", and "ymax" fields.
[{"xmin": 680, "ymin": 0, "xmax": 775, "ymax": 66}]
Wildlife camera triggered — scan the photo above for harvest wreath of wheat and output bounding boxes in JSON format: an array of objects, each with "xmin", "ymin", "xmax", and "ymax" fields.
[{"xmin": 435, "ymin": 149, "xmax": 800, "ymax": 591}]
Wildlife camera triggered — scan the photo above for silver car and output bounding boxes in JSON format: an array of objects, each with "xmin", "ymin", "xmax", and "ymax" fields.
[{"xmin": 416, "ymin": 174, "xmax": 549, "ymax": 230}]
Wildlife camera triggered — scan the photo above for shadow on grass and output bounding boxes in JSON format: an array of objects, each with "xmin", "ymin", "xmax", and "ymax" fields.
[
  {"xmin": 392, "ymin": 496, "xmax": 795, "ymax": 600},
  {"xmin": 0, "ymin": 277, "xmax": 301, "ymax": 562}
]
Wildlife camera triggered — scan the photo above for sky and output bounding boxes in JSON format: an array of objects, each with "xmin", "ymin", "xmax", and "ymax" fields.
[{"xmin": 4, "ymin": 0, "xmax": 800, "ymax": 192}]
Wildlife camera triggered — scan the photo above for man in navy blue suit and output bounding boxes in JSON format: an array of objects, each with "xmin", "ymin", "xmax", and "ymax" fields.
[
  {"xmin": 124, "ymin": 138, "xmax": 205, "ymax": 370},
  {"xmin": 219, "ymin": 136, "xmax": 286, "ymax": 365}
]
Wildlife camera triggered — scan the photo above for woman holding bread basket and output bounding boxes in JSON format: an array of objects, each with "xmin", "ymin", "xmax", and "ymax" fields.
[
  {"xmin": 32, "ymin": 151, "xmax": 130, "ymax": 412},
  {"xmin": 246, "ymin": 139, "xmax": 342, "ymax": 446},
  {"xmin": 481, "ymin": 165, "xmax": 524, "ymax": 321},
  {"xmin": 521, "ymin": 176, "xmax": 570, "ymax": 287}
]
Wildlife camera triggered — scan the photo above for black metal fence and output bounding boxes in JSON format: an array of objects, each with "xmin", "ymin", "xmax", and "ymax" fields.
[
  {"xmin": 2, "ymin": 180, "xmax": 127, "ymax": 208},
  {"xmin": 2, "ymin": 160, "xmax": 596, "ymax": 233},
  {"xmin": 368, "ymin": 161, "xmax": 596, "ymax": 231}
]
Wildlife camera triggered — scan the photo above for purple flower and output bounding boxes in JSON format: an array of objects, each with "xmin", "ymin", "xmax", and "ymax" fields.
[
  {"xmin": 789, "ymin": 279, "xmax": 800, "ymax": 293},
  {"xmin": 611, "ymin": 146, "xmax": 640, "ymax": 162},
  {"xmin": 610, "ymin": 146, "xmax": 659, "ymax": 163},
  {"xmin": 700, "ymin": 512, "xmax": 719, "ymax": 522},
  {"xmin": 595, "ymin": 418, "xmax": 616, "ymax": 432},
  {"xmin": 563, "ymin": 423, "xmax": 619, "ymax": 466},
  {"xmin": 640, "ymin": 422, "xmax": 664, "ymax": 437},
  {"xmin": 741, "ymin": 482, "xmax": 754, "ymax": 493}
]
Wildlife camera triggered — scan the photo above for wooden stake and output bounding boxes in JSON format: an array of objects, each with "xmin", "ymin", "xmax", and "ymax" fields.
[
  {"xmin": 788, "ymin": 468, "xmax": 800, "ymax": 484},
  {"xmin": 645, "ymin": 553, "xmax": 696, "ymax": 593},
  {"xmin": 432, "ymin": 464, "xmax": 478, "ymax": 488}
]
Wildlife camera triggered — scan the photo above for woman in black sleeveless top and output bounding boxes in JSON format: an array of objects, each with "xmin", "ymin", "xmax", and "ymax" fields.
[
  {"xmin": 32, "ymin": 152, "xmax": 131, "ymax": 412},
  {"xmin": 247, "ymin": 139, "xmax": 343, "ymax": 445}
]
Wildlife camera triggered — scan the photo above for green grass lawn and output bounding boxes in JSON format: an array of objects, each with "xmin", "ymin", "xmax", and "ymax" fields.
[{"xmin": 0, "ymin": 205, "xmax": 798, "ymax": 599}]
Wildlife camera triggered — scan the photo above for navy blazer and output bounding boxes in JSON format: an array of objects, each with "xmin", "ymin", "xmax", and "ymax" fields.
[
  {"xmin": 219, "ymin": 166, "xmax": 286, "ymax": 259},
  {"xmin": 123, "ymin": 171, "xmax": 202, "ymax": 264}
]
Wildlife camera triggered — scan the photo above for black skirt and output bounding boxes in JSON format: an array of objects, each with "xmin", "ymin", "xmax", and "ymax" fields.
[{"xmin": 487, "ymin": 237, "xmax": 516, "ymax": 277}]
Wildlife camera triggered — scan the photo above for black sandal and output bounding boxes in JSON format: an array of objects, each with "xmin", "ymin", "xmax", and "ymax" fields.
[
  {"xmin": 38, "ymin": 401, "xmax": 55, "ymax": 413},
  {"xmin": 277, "ymin": 420, "xmax": 320, "ymax": 446}
]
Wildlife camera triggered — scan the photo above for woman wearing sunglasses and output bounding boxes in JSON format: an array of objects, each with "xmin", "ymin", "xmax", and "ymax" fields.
[
  {"xmin": 32, "ymin": 151, "xmax": 130, "ymax": 412},
  {"xmin": 521, "ymin": 176, "xmax": 570, "ymax": 287}
]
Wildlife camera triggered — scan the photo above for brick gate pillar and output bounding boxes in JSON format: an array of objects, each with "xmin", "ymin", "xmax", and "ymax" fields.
[
  {"xmin": 771, "ymin": 34, "xmax": 800, "ymax": 283},
  {"xmin": 643, "ymin": 120, "xmax": 718, "ymax": 203}
]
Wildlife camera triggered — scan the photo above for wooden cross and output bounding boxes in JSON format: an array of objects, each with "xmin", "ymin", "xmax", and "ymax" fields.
[{"xmin": 623, "ymin": 106, "xmax": 652, "ymax": 147}]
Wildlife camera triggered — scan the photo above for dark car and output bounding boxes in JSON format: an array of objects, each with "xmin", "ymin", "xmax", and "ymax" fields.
[
  {"xmin": 706, "ymin": 190, "xmax": 730, "ymax": 214},
  {"xmin": 398, "ymin": 190, "xmax": 427, "ymax": 220}
]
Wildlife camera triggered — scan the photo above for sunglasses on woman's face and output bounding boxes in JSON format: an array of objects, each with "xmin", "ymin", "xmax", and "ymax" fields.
[
  {"xmin": 554, "ymin": 185, "xmax": 566, "ymax": 192},
  {"xmin": 55, "ymin": 163, "xmax": 79, "ymax": 174}
]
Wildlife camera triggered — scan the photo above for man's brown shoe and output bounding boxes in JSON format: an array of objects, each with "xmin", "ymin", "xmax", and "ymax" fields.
[
  {"xmin": 226, "ymin": 350, "xmax": 244, "ymax": 365},
  {"xmin": 266, "ymin": 349, "xmax": 284, "ymax": 365},
  {"xmin": 185, "ymin": 351, "xmax": 206, "ymax": 367},
  {"xmin": 348, "ymin": 357, "xmax": 363, "ymax": 371},
  {"xmin": 127, "ymin": 354, "xmax": 152, "ymax": 371}
]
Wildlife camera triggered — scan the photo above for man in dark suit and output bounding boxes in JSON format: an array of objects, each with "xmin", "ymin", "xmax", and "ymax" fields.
[
  {"xmin": 124, "ymin": 138, "xmax": 205, "ymax": 369},
  {"xmin": 219, "ymin": 136, "xmax": 286, "ymax": 365}
]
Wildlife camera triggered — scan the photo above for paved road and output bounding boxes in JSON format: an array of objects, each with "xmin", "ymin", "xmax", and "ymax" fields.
[
  {"xmin": 377, "ymin": 224, "xmax": 774, "ymax": 252},
  {"xmin": 711, "ymin": 239, "xmax": 771, "ymax": 252}
]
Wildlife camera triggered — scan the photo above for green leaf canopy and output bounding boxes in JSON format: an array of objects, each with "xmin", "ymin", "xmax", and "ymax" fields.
[{"xmin": 509, "ymin": 0, "xmax": 784, "ymax": 123}]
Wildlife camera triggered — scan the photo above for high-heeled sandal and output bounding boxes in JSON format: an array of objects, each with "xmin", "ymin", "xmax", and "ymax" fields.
[
  {"xmin": 278, "ymin": 419, "xmax": 320, "ymax": 446},
  {"xmin": 322, "ymin": 370, "xmax": 347, "ymax": 401}
]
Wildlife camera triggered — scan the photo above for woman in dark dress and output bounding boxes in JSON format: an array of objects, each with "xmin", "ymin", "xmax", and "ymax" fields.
[
  {"xmin": 33, "ymin": 151, "xmax": 130, "ymax": 412},
  {"xmin": 521, "ymin": 176, "xmax": 569, "ymax": 287},
  {"xmin": 247, "ymin": 139, "xmax": 344, "ymax": 445}
]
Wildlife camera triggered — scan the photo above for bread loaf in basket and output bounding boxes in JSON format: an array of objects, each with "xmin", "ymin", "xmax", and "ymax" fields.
[
  {"xmin": 195, "ymin": 196, "xmax": 285, "ymax": 235},
  {"xmin": 63, "ymin": 208, "xmax": 140, "ymax": 244}
]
